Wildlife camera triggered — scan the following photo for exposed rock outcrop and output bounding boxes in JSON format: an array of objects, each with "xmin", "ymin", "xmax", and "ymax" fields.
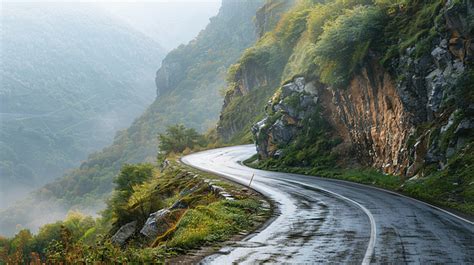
[
  {"xmin": 255, "ymin": 0, "xmax": 295, "ymax": 38},
  {"xmin": 140, "ymin": 209, "xmax": 173, "ymax": 238},
  {"xmin": 252, "ymin": 76, "xmax": 319, "ymax": 159},
  {"xmin": 250, "ymin": 0, "xmax": 473, "ymax": 178},
  {"xmin": 111, "ymin": 221, "xmax": 137, "ymax": 246},
  {"xmin": 254, "ymin": 44, "xmax": 470, "ymax": 177}
]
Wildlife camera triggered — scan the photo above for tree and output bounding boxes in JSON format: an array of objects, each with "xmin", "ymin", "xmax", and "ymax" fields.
[
  {"xmin": 114, "ymin": 164, "xmax": 154, "ymax": 195},
  {"xmin": 158, "ymin": 124, "xmax": 206, "ymax": 155},
  {"xmin": 108, "ymin": 164, "xmax": 155, "ymax": 224}
]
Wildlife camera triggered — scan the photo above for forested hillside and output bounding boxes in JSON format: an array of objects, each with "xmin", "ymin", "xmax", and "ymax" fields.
[
  {"xmin": 0, "ymin": 3, "xmax": 165, "ymax": 208},
  {"xmin": 0, "ymin": 0, "xmax": 264, "ymax": 236},
  {"xmin": 218, "ymin": 0, "xmax": 474, "ymax": 214}
]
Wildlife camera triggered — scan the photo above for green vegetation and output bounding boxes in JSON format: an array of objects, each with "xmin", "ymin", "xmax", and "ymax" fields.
[
  {"xmin": 403, "ymin": 144, "xmax": 474, "ymax": 214},
  {"xmin": 378, "ymin": 0, "xmax": 446, "ymax": 64},
  {"xmin": 158, "ymin": 124, "xmax": 207, "ymax": 155},
  {"xmin": 219, "ymin": 85, "xmax": 278, "ymax": 143},
  {"xmin": 167, "ymin": 199, "xmax": 262, "ymax": 250},
  {"xmin": 227, "ymin": 0, "xmax": 474, "ymax": 217},
  {"xmin": 314, "ymin": 6, "xmax": 385, "ymax": 87},
  {"xmin": 0, "ymin": 0, "xmax": 264, "ymax": 237},
  {"xmin": 1, "ymin": 151, "xmax": 270, "ymax": 263},
  {"xmin": 217, "ymin": 1, "xmax": 310, "ymax": 141}
]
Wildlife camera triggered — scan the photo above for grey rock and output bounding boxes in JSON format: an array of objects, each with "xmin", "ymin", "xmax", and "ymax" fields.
[
  {"xmin": 446, "ymin": 147, "xmax": 456, "ymax": 158},
  {"xmin": 170, "ymin": 200, "xmax": 188, "ymax": 210},
  {"xmin": 454, "ymin": 118, "xmax": 474, "ymax": 135},
  {"xmin": 303, "ymin": 81, "xmax": 317, "ymax": 95},
  {"xmin": 301, "ymin": 95, "xmax": 315, "ymax": 109},
  {"xmin": 179, "ymin": 184, "xmax": 200, "ymax": 196},
  {"xmin": 285, "ymin": 105, "xmax": 298, "ymax": 118},
  {"xmin": 111, "ymin": 221, "xmax": 137, "ymax": 246},
  {"xmin": 219, "ymin": 192, "xmax": 234, "ymax": 200},
  {"xmin": 160, "ymin": 159, "xmax": 170, "ymax": 170},
  {"xmin": 282, "ymin": 82, "xmax": 298, "ymax": 96},
  {"xmin": 294, "ymin": 77, "xmax": 305, "ymax": 90},
  {"xmin": 431, "ymin": 46, "xmax": 448, "ymax": 66},
  {"xmin": 140, "ymin": 209, "xmax": 171, "ymax": 238},
  {"xmin": 210, "ymin": 185, "xmax": 225, "ymax": 194},
  {"xmin": 425, "ymin": 144, "xmax": 443, "ymax": 165},
  {"xmin": 425, "ymin": 69, "xmax": 445, "ymax": 113},
  {"xmin": 441, "ymin": 112, "xmax": 456, "ymax": 133},
  {"xmin": 270, "ymin": 119, "xmax": 294, "ymax": 144}
]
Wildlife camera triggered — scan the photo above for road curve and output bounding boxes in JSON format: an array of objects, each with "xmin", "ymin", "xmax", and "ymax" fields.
[{"xmin": 182, "ymin": 145, "xmax": 474, "ymax": 264}]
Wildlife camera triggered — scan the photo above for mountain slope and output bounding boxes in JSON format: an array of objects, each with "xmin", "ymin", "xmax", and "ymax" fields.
[
  {"xmin": 0, "ymin": 3, "xmax": 166, "ymax": 207},
  {"xmin": 0, "ymin": 0, "xmax": 264, "ymax": 236},
  {"xmin": 217, "ymin": 0, "xmax": 474, "ymax": 214}
]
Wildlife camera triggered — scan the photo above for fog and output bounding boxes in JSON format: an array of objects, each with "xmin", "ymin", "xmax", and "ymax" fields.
[
  {"xmin": 100, "ymin": 1, "xmax": 222, "ymax": 50},
  {"xmin": 0, "ymin": 0, "xmax": 222, "ymax": 235}
]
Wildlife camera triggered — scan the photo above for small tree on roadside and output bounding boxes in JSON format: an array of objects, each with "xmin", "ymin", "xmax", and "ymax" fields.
[{"xmin": 158, "ymin": 124, "xmax": 206, "ymax": 155}]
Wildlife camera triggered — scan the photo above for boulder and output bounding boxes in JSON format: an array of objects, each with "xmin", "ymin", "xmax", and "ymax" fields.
[
  {"xmin": 111, "ymin": 221, "xmax": 137, "ymax": 246},
  {"xmin": 140, "ymin": 209, "xmax": 171, "ymax": 238}
]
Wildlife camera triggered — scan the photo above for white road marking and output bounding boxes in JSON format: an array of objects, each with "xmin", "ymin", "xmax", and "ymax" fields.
[{"xmin": 281, "ymin": 179, "xmax": 376, "ymax": 265}]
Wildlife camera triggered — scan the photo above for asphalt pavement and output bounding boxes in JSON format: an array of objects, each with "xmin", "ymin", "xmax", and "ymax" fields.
[{"xmin": 182, "ymin": 145, "xmax": 474, "ymax": 264}]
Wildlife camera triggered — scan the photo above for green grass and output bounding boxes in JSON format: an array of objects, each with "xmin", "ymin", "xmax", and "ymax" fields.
[
  {"xmin": 247, "ymin": 143, "xmax": 474, "ymax": 216},
  {"xmin": 249, "ymin": 161, "xmax": 403, "ymax": 190},
  {"xmin": 403, "ymin": 144, "xmax": 474, "ymax": 215},
  {"xmin": 167, "ymin": 199, "xmax": 262, "ymax": 250}
]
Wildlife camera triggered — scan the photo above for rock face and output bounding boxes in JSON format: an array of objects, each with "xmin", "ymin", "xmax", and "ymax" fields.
[
  {"xmin": 328, "ymin": 63, "xmax": 413, "ymax": 175},
  {"xmin": 445, "ymin": 0, "xmax": 474, "ymax": 62},
  {"xmin": 217, "ymin": 59, "xmax": 273, "ymax": 141},
  {"xmin": 111, "ymin": 221, "xmax": 137, "ymax": 246},
  {"xmin": 252, "ymin": 76, "xmax": 318, "ymax": 159},
  {"xmin": 255, "ymin": 0, "xmax": 295, "ymax": 38},
  {"xmin": 252, "ymin": 4, "xmax": 473, "ymax": 176}
]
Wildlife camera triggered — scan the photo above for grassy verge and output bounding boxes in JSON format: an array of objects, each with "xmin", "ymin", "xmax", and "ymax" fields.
[
  {"xmin": 100, "ymin": 161, "xmax": 272, "ymax": 263},
  {"xmin": 244, "ymin": 150, "xmax": 474, "ymax": 217},
  {"xmin": 0, "ymin": 159, "xmax": 272, "ymax": 264}
]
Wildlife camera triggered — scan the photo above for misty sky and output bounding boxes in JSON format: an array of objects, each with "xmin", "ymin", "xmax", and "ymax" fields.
[
  {"xmin": 2, "ymin": 0, "xmax": 222, "ymax": 50},
  {"xmin": 0, "ymin": 0, "xmax": 223, "ymax": 211}
]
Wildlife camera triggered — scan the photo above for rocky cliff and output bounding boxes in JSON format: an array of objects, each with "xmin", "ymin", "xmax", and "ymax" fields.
[
  {"xmin": 252, "ymin": 0, "xmax": 473, "ymax": 177},
  {"xmin": 219, "ymin": 0, "xmax": 473, "ymax": 196}
]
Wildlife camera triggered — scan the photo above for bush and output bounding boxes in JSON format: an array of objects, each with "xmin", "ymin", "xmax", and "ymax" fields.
[
  {"xmin": 108, "ymin": 163, "xmax": 155, "ymax": 224},
  {"xmin": 158, "ymin": 124, "xmax": 206, "ymax": 155},
  {"xmin": 314, "ymin": 6, "xmax": 385, "ymax": 87}
]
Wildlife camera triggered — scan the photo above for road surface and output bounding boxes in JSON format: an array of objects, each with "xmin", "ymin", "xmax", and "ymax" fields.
[{"xmin": 182, "ymin": 145, "xmax": 474, "ymax": 264}]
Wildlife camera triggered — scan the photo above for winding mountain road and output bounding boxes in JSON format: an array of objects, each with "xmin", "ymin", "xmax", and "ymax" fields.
[{"xmin": 182, "ymin": 145, "xmax": 474, "ymax": 264}]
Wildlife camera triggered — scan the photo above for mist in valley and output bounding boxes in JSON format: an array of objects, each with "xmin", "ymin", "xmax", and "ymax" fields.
[{"xmin": 0, "ymin": 0, "xmax": 221, "ymax": 235}]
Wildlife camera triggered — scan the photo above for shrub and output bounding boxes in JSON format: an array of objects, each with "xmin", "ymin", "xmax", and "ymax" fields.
[
  {"xmin": 158, "ymin": 124, "xmax": 206, "ymax": 155},
  {"xmin": 314, "ymin": 6, "xmax": 385, "ymax": 87}
]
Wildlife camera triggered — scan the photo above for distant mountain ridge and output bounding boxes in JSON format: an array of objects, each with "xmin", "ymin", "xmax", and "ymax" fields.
[
  {"xmin": 0, "ymin": 0, "xmax": 264, "ymax": 236},
  {"xmin": 0, "ymin": 3, "xmax": 166, "ymax": 208}
]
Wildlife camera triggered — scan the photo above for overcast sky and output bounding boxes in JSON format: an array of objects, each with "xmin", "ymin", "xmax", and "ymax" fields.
[{"xmin": 2, "ymin": 0, "xmax": 222, "ymax": 50}]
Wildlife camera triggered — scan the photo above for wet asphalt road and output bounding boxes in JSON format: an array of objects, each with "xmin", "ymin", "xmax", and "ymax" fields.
[{"xmin": 182, "ymin": 145, "xmax": 474, "ymax": 264}]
